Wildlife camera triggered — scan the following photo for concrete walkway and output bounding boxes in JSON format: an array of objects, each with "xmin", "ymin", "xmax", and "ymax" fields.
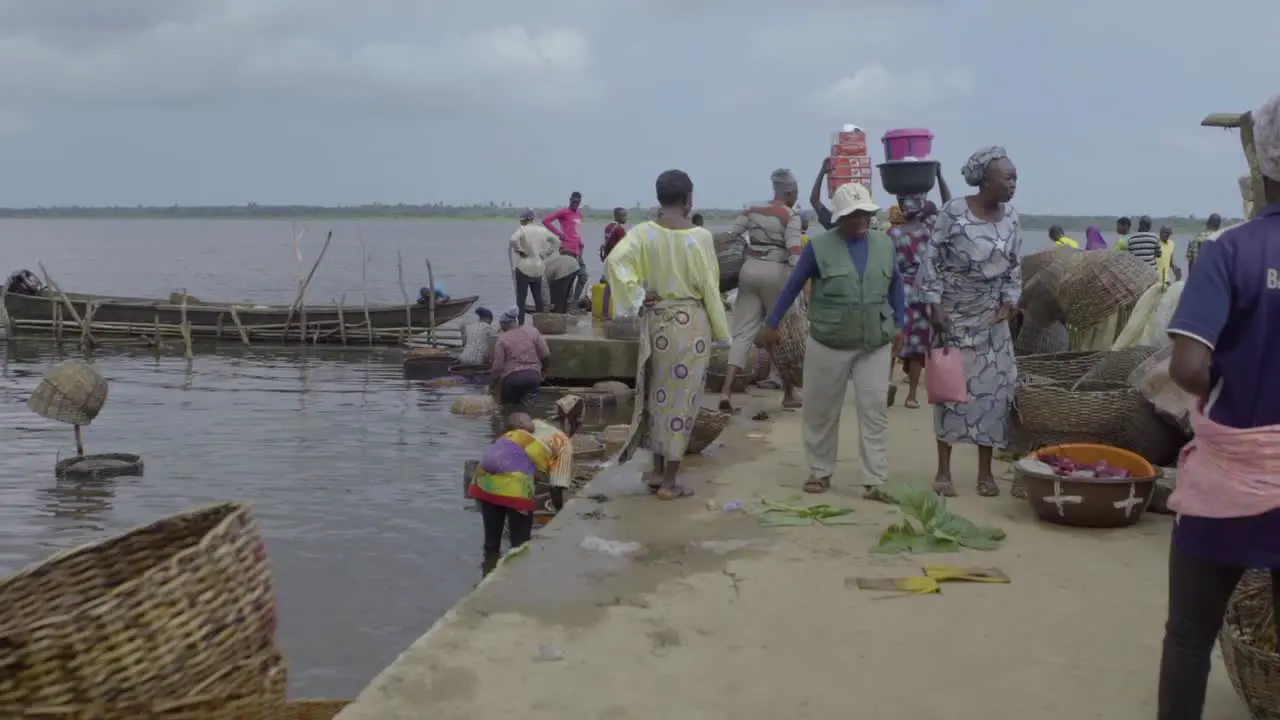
[{"xmin": 338, "ymin": 387, "xmax": 1248, "ymax": 720}]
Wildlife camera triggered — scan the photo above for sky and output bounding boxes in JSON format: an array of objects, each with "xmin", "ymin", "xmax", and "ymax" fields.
[{"xmin": 0, "ymin": 0, "xmax": 1270, "ymax": 215}]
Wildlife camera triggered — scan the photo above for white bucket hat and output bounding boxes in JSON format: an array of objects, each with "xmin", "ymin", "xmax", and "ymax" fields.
[{"xmin": 830, "ymin": 182, "xmax": 880, "ymax": 222}]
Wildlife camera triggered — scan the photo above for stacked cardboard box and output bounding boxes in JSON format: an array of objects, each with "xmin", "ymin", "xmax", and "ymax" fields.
[{"xmin": 828, "ymin": 127, "xmax": 873, "ymax": 198}]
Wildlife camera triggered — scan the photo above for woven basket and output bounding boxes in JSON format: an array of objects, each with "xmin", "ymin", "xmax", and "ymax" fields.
[
  {"xmin": 27, "ymin": 359, "xmax": 109, "ymax": 426},
  {"xmin": 1015, "ymin": 351, "xmax": 1100, "ymax": 384},
  {"xmin": 1015, "ymin": 378, "xmax": 1143, "ymax": 439},
  {"xmin": 1021, "ymin": 251, "xmax": 1082, "ymax": 324},
  {"xmin": 531, "ymin": 313, "xmax": 569, "ymax": 335},
  {"xmin": 278, "ymin": 700, "xmax": 350, "ymax": 720},
  {"xmin": 769, "ymin": 305, "xmax": 807, "ymax": 387},
  {"xmin": 0, "ymin": 653, "xmax": 287, "ymax": 719},
  {"xmin": 1220, "ymin": 570, "xmax": 1280, "ymax": 719},
  {"xmin": 1058, "ymin": 251, "xmax": 1157, "ymax": 328},
  {"xmin": 1080, "ymin": 345, "xmax": 1160, "ymax": 384},
  {"xmin": 1118, "ymin": 398, "xmax": 1188, "ymax": 467},
  {"xmin": 0, "ymin": 503, "xmax": 277, "ymax": 707},
  {"xmin": 1020, "ymin": 246, "xmax": 1074, "ymax": 287},
  {"xmin": 686, "ymin": 408, "xmax": 730, "ymax": 455},
  {"xmin": 754, "ymin": 348, "xmax": 771, "ymax": 381},
  {"xmin": 705, "ymin": 346, "xmax": 751, "ymax": 393},
  {"xmin": 715, "ymin": 234, "xmax": 747, "ymax": 293},
  {"xmin": 1013, "ymin": 319, "xmax": 1069, "ymax": 356}
]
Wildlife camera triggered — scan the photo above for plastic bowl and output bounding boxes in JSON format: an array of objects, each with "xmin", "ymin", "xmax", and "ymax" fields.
[
  {"xmin": 878, "ymin": 160, "xmax": 938, "ymax": 196},
  {"xmin": 1016, "ymin": 443, "xmax": 1160, "ymax": 528}
]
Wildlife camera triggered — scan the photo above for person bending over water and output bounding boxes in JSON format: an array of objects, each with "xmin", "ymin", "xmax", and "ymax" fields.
[
  {"xmin": 489, "ymin": 306, "xmax": 549, "ymax": 406},
  {"xmin": 917, "ymin": 146, "xmax": 1022, "ymax": 498},
  {"xmin": 605, "ymin": 169, "xmax": 730, "ymax": 500}
]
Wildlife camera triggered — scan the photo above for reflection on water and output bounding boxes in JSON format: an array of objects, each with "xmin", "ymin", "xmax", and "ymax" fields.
[{"xmin": 0, "ymin": 340, "xmax": 631, "ymax": 697}]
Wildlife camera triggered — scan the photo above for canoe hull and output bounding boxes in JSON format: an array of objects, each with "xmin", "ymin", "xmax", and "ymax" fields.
[{"xmin": 1, "ymin": 290, "xmax": 476, "ymax": 346}]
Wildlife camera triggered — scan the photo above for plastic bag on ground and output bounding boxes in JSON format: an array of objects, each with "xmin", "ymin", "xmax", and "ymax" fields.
[
  {"xmin": 1128, "ymin": 345, "xmax": 1194, "ymax": 430},
  {"xmin": 581, "ymin": 535, "xmax": 645, "ymax": 557}
]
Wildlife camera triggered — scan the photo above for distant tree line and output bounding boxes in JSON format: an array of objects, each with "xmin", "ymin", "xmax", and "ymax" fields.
[{"xmin": 0, "ymin": 202, "xmax": 1233, "ymax": 233}]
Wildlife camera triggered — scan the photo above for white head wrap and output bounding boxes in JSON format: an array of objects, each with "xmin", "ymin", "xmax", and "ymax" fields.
[{"xmin": 1253, "ymin": 94, "xmax": 1280, "ymax": 183}]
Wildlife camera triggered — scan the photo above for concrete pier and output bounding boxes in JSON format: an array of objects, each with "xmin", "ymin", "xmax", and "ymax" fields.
[{"xmin": 336, "ymin": 389, "xmax": 1246, "ymax": 720}]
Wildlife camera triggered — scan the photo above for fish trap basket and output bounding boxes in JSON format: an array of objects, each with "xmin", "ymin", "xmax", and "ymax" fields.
[
  {"xmin": 1013, "ymin": 319, "xmax": 1069, "ymax": 356},
  {"xmin": 1019, "ymin": 246, "xmax": 1074, "ymax": 287},
  {"xmin": 715, "ymin": 235, "xmax": 747, "ymax": 293},
  {"xmin": 686, "ymin": 408, "xmax": 730, "ymax": 455},
  {"xmin": 0, "ymin": 503, "xmax": 278, "ymax": 708},
  {"xmin": 769, "ymin": 305, "xmax": 807, "ymax": 388},
  {"xmin": 531, "ymin": 313, "xmax": 569, "ymax": 335},
  {"xmin": 1015, "ymin": 377, "xmax": 1143, "ymax": 439},
  {"xmin": 1080, "ymin": 345, "xmax": 1160, "ymax": 384},
  {"xmin": 1015, "ymin": 351, "xmax": 1101, "ymax": 385},
  {"xmin": 1220, "ymin": 570, "xmax": 1280, "ymax": 719},
  {"xmin": 705, "ymin": 346, "xmax": 751, "ymax": 393},
  {"xmin": 27, "ymin": 359, "xmax": 108, "ymax": 426},
  {"xmin": 0, "ymin": 653, "xmax": 287, "ymax": 719},
  {"xmin": 1020, "ymin": 251, "xmax": 1082, "ymax": 324},
  {"xmin": 1058, "ymin": 250, "xmax": 1157, "ymax": 329}
]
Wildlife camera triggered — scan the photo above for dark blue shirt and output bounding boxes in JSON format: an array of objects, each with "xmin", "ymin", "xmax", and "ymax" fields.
[
  {"xmin": 1167, "ymin": 202, "xmax": 1280, "ymax": 568},
  {"xmin": 765, "ymin": 235, "xmax": 906, "ymax": 330}
]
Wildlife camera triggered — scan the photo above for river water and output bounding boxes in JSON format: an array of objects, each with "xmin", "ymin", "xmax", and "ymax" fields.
[
  {"xmin": 0, "ymin": 218, "xmax": 1188, "ymax": 697},
  {"xmin": 0, "ymin": 218, "xmax": 637, "ymax": 698}
]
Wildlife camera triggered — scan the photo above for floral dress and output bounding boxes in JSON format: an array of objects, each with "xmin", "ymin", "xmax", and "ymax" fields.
[{"xmin": 888, "ymin": 217, "xmax": 935, "ymax": 361}]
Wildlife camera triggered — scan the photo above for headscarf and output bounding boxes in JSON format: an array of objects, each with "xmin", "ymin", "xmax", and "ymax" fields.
[
  {"xmin": 961, "ymin": 145, "xmax": 1009, "ymax": 187},
  {"xmin": 519, "ymin": 208, "xmax": 536, "ymax": 222},
  {"xmin": 1254, "ymin": 94, "xmax": 1280, "ymax": 183},
  {"xmin": 1084, "ymin": 226, "xmax": 1107, "ymax": 250},
  {"xmin": 770, "ymin": 168, "xmax": 798, "ymax": 194},
  {"xmin": 500, "ymin": 306, "xmax": 521, "ymax": 325}
]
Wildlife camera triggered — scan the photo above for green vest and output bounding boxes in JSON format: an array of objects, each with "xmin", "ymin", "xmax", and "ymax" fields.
[{"xmin": 807, "ymin": 229, "xmax": 896, "ymax": 351}]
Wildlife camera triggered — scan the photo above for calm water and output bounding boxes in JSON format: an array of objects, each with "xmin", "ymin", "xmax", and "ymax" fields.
[
  {"xmin": 0, "ymin": 217, "xmax": 1190, "ymax": 697},
  {"xmin": 0, "ymin": 218, "xmax": 637, "ymax": 698}
]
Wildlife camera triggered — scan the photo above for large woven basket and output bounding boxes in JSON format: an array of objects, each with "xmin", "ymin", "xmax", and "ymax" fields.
[
  {"xmin": 1020, "ymin": 246, "xmax": 1074, "ymax": 287},
  {"xmin": 686, "ymin": 408, "xmax": 730, "ymax": 455},
  {"xmin": 1080, "ymin": 345, "xmax": 1160, "ymax": 384},
  {"xmin": 1015, "ymin": 377, "xmax": 1143, "ymax": 439},
  {"xmin": 0, "ymin": 653, "xmax": 287, "ymax": 719},
  {"xmin": 1119, "ymin": 398, "xmax": 1188, "ymax": 467},
  {"xmin": 27, "ymin": 359, "xmax": 108, "ymax": 426},
  {"xmin": 1013, "ymin": 319, "xmax": 1069, "ymax": 356},
  {"xmin": 705, "ymin": 346, "xmax": 751, "ymax": 393},
  {"xmin": 1021, "ymin": 251, "xmax": 1082, "ymax": 324},
  {"xmin": 531, "ymin": 313, "xmax": 569, "ymax": 335},
  {"xmin": 278, "ymin": 699, "xmax": 350, "ymax": 720},
  {"xmin": 769, "ymin": 305, "xmax": 807, "ymax": 387},
  {"xmin": 715, "ymin": 234, "xmax": 746, "ymax": 293},
  {"xmin": 1058, "ymin": 251, "xmax": 1157, "ymax": 328},
  {"xmin": 0, "ymin": 503, "xmax": 277, "ymax": 707},
  {"xmin": 1220, "ymin": 570, "xmax": 1280, "ymax": 719},
  {"xmin": 1015, "ymin": 351, "xmax": 1100, "ymax": 385}
]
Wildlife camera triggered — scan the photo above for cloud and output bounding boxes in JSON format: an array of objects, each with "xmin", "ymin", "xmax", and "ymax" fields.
[
  {"xmin": 0, "ymin": 1, "xmax": 594, "ymax": 111},
  {"xmin": 1158, "ymin": 128, "xmax": 1246, "ymax": 159},
  {"xmin": 814, "ymin": 65, "xmax": 974, "ymax": 120}
]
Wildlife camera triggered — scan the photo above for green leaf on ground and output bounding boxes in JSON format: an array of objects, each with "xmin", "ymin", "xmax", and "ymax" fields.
[{"xmin": 873, "ymin": 484, "xmax": 1007, "ymax": 555}]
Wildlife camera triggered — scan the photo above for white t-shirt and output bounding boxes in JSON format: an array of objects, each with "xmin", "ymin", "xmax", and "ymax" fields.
[{"xmin": 510, "ymin": 225, "xmax": 560, "ymax": 277}]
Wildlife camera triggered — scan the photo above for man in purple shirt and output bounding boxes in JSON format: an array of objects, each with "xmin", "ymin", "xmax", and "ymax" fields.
[
  {"xmin": 1157, "ymin": 94, "xmax": 1280, "ymax": 720},
  {"xmin": 758, "ymin": 183, "xmax": 905, "ymax": 500},
  {"xmin": 543, "ymin": 191, "xmax": 589, "ymax": 303}
]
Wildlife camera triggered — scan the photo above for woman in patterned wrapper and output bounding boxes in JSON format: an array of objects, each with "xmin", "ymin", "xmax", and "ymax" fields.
[
  {"xmin": 605, "ymin": 169, "xmax": 731, "ymax": 500},
  {"xmin": 916, "ymin": 146, "xmax": 1022, "ymax": 498},
  {"xmin": 886, "ymin": 191, "xmax": 946, "ymax": 410}
]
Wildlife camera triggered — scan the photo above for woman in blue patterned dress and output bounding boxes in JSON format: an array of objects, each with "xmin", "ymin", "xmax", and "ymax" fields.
[{"xmin": 916, "ymin": 146, "xmax": 1021, "ymax": 498}]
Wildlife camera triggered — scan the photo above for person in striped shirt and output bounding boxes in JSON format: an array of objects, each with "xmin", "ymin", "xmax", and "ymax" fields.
[{"xmin": 1122, "ymin": 215, "xmax": 1161, "ymax": 266}]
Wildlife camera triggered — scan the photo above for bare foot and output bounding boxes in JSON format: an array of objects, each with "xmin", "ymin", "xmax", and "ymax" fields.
[
  {"xmin": 976, "ymin": 476, "xmax": 1000, "ymax": 497},
  {"xmin": 655, "ymin": 484, "xmax": 694, "ymax": 500}
]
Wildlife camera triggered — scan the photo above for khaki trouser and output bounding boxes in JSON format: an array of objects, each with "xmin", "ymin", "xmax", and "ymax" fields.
[{"xmin": 801, "ymin": 336, "xmax": 892, "ymax": 486}]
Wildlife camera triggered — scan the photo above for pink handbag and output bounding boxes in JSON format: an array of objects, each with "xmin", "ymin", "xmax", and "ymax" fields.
[{"xmin": 925, "ymin": 346, "xmax": 968, "ymax": 404}]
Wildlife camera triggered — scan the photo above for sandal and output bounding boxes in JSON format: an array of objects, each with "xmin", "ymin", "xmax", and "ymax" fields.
[
  {"xmin": 886, "ymin": 385, "xmax": 897, "ymax": 407},
  {"xmin": 655, "ymin": 484, "xmax": 694, "ymax": 500},
  {"xmin": 903, "ymin": 398, "xmax": 920, "ymax": 409},
  {"xmin": 863, "ymin": 486, "xmax": 895, "ymax": 504},
  {"xmin": 932, "ymin": 476, "xmax": 957, "ymax": 497},
  {"xmin": 977, "ymin": 476, "xmax": 1000, "ymax": 498},
  {"xmin": 781, "ymin": 396, "xmax": 803, "ymax": 410},
  {"xmin": 718, "ymin": 399, "xmax": 735, "ymax": 414},
  {"xmin": 1010, "ymin": 479, "xmax": 1026, "ymax": 500},
  {"xmin": 803, "ymin": 476, "xmax": 831, "ymax": 494}
]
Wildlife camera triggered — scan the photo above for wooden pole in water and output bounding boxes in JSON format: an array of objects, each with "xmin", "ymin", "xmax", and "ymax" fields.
[
  {"xmin": 397, "ymin": 250, "xmax": 410, "ymax": 345},
  {"xmin": 73, "ymin": 424, "xmax": 84, "ymax": 457},
  {"xmin": 179, "ymin": 288, "xmax": 194, "ymax": 359},
  {"xmin": 38, "ymin": 263, "xmax": 96, "ymax": 347},
  {"xmin": 0, "ymin": 285, "xmax": 13, "ymax": 339},
  {"xmin": 425, "ymin": 258, "xmax": 437, "ymax": 347},
  {"xmin": 283, "ymin": 230, "xmax": 332, "ymax": 343},
  {"xmin": 228, "ymin": 305, "xmax": 250, "ymax": 345},
  {"xmin": 337, "ymin": 293, "xmax": 348, "ymax": 345},
  {"xmin": 359, "ymin": 235, "xmax": 373, "ymax": 346}
]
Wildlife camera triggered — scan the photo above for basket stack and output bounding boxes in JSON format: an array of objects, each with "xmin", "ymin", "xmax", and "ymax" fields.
[
  {"xmin": 706, "ymin": 346, "xmax": 752, "ymax": 393},
  {"xmin": 769, "ymin": 305, "xmax": 807, "ymax": 388},
  {"xmin": 1013, "ymin": 319, "xmax": 1069, "ymax": 356},
  {"xmin": 1219, "ymin": 570, "xmax": 1280, "ymax": 719},
  {"xmin": 27, "ymin": 359, "xmax": 108, "ymax": 426},
  {"xmin": 1057, "ymin": 250, "xmax": 1156, "ymax": 329},
  {"xmin": 0, "ymin": 503, "xmax": 289, "ymax": 719},
  {"xmin": 715, "ymin": 234, "xmax": 747, "ymax": 293}
]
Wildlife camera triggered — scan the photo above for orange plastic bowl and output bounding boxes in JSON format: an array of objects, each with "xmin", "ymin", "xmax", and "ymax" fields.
[{"xmin": 1017, "ymin": 443, "xmax": 1161, "ymax": 528}]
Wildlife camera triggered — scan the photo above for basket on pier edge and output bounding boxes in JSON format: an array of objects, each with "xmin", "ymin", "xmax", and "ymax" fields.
[
  {"xmin": 1219, "ymin": 569, "xmax": 1280, "ymax": 719},
  {"xmin": 0, "ymin": 503, "xmax": 278, "ymax": 709},
  {"xmin": 27, "ymin": 358, "xmax": 108, "ymax": 426}
]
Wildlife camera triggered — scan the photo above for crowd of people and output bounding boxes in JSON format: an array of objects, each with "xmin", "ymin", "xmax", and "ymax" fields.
[{"xmin": 463, "ymin": 93, "xmax": 1280, "ymax": 720}]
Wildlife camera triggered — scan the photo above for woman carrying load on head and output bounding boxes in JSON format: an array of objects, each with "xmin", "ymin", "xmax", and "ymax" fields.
[
  {"xmin": 716, "ymin": 168, "xmax": 804, "ymax": 413},
  {"xmin": 917, "ymin": 145, "xmax": 1021, "ymax": 499},
  {"xmin": 886, "ymin": 174, "xmax": 949, "ymax": 410},
  {"xmin": 605, "ymin": 169, "xmax": 730, "ymax": 500}
]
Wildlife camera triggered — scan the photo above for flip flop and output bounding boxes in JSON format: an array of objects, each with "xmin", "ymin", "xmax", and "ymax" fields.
[
  {"xmin": 903, "ymin": 399, "xmax": 920, "ymax": 409},
  {"xmin": 887, "ymin": 385, "xmax": 898, "ymax": 407},
  {"xmin": 977, "ymin": 477, "xmax": 1000, "ymax": 498},
  {"xmin": 655, "ymin": 484, "xmax": 694, "ymax": 500},
  {"xmin": 932, "ymin": 477, "xmax": 957, "ymax": 497},
  {"xmin": 803, "ymin": 476, "xmax": 831, "ymax": 494},
  {"xmin": 781, "ymin": 397, "xmax": 803, "ymax": 410},
  {"xmin": 862, "ymin": 486, "xmax": 895, "ymax": 504}
]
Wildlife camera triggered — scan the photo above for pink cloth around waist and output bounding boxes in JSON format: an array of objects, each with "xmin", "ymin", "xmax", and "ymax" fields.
[{"xmin": 1168, "ymin": 400, "xmax": 1280, "ymax": 518}]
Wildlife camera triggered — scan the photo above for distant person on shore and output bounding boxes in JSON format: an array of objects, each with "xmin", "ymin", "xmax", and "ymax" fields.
[
  {"xmin": 1084, "ymin": 225, "xmax": 1108, "ymax": 250},
  {"xmin": 1122, "ymin": 216, "xmax": 1161, "ymax": 267},
  {"xmin": 511, "ymin": 209, "xmax": 558, "ymax": 324},
  {"xmin": 605, "ymin": 169, "xmax": 730, "ymax": 500},
  {"xmin": 691, "ymin": 212, "xmax": 705, "ymax": 227},
  {"xmin": 918, "ymin": 145, "xmax": 1022, "ymax": 499},
  {"xmin": 1158, "ymin": 225, "xmax": 1178, "ymax": 283},
  {"xmin": 1048, "ymin": 224, "xmax": 1079, "ymax": 248},
  {"xmin": 489, "ymin": 306, "xmax": 549, "ymax": 406},
  {"xmin": 543, "ymin": 192, "xmax": 589, "ymax": 303},
  {"xmin": 602, "ymin": 207, "xmax": 628, "ymax": 262},
  {"xmin": 1114, "ymin": 216, "xmax": 1132, "ymax": 248},
  {"xmin": 758, "ymin": 182, "xmax": 903, "ymax": 499},
  {"xmin": 717, "ymin": 168, "xmax": 804, "ymax": 413},
  {"xmin": 1156, "ymin": 93, "xmax": 1280, "ymax": 720},
  {"xmin": 458, "ymin": 307, "xmax": 497, "ymax": 366},
  {"xmin": 1186, "ymin": 213, "xmax": 1222, "ymax": 271}
]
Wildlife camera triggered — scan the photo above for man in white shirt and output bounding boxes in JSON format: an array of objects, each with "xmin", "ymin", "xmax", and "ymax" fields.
[{"xmin": 510, "ymin": 209, "xmax": 560, "ymax": 324}]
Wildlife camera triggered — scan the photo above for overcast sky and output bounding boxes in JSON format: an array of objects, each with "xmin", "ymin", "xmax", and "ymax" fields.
[{"xmin": 0, "ymin": 0, "xmax": 1269, "ymax": 215}]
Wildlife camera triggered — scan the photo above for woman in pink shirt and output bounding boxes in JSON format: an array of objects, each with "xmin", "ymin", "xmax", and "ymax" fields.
[{"xmin": 488, "ymin": 306, "xmax": 550, "ymax": 405}]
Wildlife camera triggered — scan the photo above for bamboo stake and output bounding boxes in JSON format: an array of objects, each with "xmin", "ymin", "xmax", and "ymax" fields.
[
  {"xmin": 361, "ymin": 238, "xmax": 373, "ymax": 346},
  {"xmin": 337, "ymin": 293, "xmax": 347, "ymax": 345},
  {"xmin": 73, "ymin": 424, "xmax": 84, "ymax": 457},
  {"xmin": 0, "ymin": 285, "xmax": 13, "ymax": 339},
  {"xmin": 424, "ymin": 258, "xmax": 437, "ymax": 347},
  {"xmin": 228, "ymin": 305, "xmax": 251, "ymax": 345},
  {"xmin": 397, "ymin": 250, "xmax": 410, "ymax": 345},
  {"xmin": 38, "ymin": 263, "xmax": 95, "ymax": 347},
  {"xmin": 54, "ymin": 304, "xmax": 62, "ymax": 345},
  {"xmin": 283, "ymin": 230, "xmax": 333, "ymax": 343},
  {"xmin": 179, "ymin": 288, "xmax": 193, "ymax": 359},
  {"xmin": 81, "ymin": 300, "xmax": 100, "ymax": 348}
]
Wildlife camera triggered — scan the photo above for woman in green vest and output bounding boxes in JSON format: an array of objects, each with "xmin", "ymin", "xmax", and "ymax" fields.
[
  {"xmin": 758, "ymin": 182, "xmax": 906, "ymax": 498},
  {"xmin": 916, "ymin": 146, "xmax": 1022, "ymax": 498}
]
